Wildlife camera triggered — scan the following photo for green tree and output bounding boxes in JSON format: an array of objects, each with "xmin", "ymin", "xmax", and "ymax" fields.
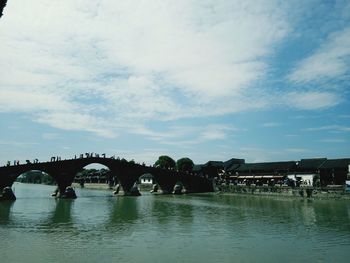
[
  {"xmin": 155, "ymin": 155, "xmax": 176, "ymax": 169},
  {"xmin": 176, "ymin": 157, "xmax": 194, "ymax": 172}
]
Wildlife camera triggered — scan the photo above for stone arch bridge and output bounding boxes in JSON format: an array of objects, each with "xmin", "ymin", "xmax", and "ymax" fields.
[{"xmin": 0, "ymin": 157, "xmax": 213, "ymax": 198}]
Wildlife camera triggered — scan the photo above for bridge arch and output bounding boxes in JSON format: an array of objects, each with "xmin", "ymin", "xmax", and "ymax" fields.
[
  {"xmin": 1, "ymin": 157, "xmax": 214, "ymax": 198},
  {"xmin": 74, "ymin": 163, "xmax": 114, "ymax": 186},
  {"xmin": 17, "ymin": 169, "xmax": 55, "ymax": 185}
]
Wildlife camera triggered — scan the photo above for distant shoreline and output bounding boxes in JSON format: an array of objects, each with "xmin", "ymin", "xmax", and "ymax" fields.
[
  {"xmin": 72, "ymin": 183, "xmax": 113, "ymax": 191},
  {"xmin": 216, "ymin": 184, "xmax": 350, "ymax": 200}
]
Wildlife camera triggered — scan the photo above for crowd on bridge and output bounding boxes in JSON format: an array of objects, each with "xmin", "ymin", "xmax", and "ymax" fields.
[
  {"xmin": 4, "ymin": 152, "xmax": 151, "ymax": 168},
  {"xmin": 6, "ymin": 159, "xmax": 39, "ymax": 166},
  {"xmin": 5, "ymin": 153, "xmax": 115, "ymax": 167}
]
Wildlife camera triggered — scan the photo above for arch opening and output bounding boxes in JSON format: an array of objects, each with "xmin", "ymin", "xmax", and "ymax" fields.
[
  {"xmin": 138, "ymin": 173, "xmax": 156, "ymax": 192},
  {"xmin": 74, "ymin": 163, "xmax": 118, "ymax": 190},
  {"xmin": 17, "ymin": 170, "xmax": 56, "ymax": 186},
  {"xmin": 130, "ymin": 173, "xmax": 170, "ymax": 195}
]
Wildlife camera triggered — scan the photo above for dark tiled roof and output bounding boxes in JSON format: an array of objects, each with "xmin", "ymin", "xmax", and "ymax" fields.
[
  {"xmin": 297, "ymin": 158, "xmax": 327, "ymax": 169},
  {"xmin": 140, "ymin": 173, "xmax": 153, "ymax": 179},
  {"xmin": 319, "ymin": 159, "xmax": 350, "ymax": 169},
  {"xmin": 225, "ymin": 164, "xmax": 241, "ymax": 172},
  {"xmin": 235, "ymin": 161, "xmax": 296, "ymax": 173},
  {"xmin": 223, "ymin": 158, "xmax": 245, "ymax": 170},
  {"xmin": 203, "ymin": 161, "xmax": 224, "ymax": 168},
  {"xmin": 192, "ymin": 158, "xmax": 243, "ymax": 172}
]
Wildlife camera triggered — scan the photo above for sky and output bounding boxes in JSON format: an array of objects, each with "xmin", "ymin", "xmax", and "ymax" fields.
[{"xmin": 0, "ymin": 0, "xmax": 349, "ymax": 166}]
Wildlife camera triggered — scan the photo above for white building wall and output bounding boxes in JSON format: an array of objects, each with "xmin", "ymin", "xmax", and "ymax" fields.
[{"xmin": 141, "ymin": 178, "xmax": 153, "ymax": 184}]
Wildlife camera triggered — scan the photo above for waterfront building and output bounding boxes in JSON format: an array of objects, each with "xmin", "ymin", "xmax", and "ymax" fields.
[
  {"xmin": 193, "ymin": 158, "xmax": 244, "ymax": 178},
  {"xmin": 319, "ymin": 159, "xmax": 350, "ymax": 186},
  {"xmin": 228, "ymin": 161, "xmax": 296, "ymax": 185},
  {"xmin": 195, "ymin": 157, "xmax": 350, "ymax": 187},
  {"xmin": 139, "ymin": 173, "xmax": 153, "ymax": 185}
]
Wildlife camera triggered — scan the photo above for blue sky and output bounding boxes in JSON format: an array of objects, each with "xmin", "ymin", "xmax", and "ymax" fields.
[{"xmin": 0, "ymin": 0, "xmax": 349, "ymax": 165}]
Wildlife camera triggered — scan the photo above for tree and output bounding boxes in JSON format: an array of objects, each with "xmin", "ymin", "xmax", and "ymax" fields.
[
  {"xmin": 0, "ymin": 1, "xmax": 8, "ymax": 18},
  {"xmin": 176, "ymin": 158, "xmax": 194, "ymax": 172},
  {"xmin": 154, "ymin": 155, "xmax": 176, "ymax": 169}
]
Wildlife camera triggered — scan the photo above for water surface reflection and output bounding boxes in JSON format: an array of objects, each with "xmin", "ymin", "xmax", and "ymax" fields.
[{"xmin": 0, "ymin": 184, "xmax": 349, "ymax": 263}]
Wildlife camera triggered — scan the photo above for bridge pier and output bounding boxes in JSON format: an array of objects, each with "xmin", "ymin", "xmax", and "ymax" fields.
[
  {"xmin": 50, "ymin": 172, "xmax": 77, "ymax": 199},
  {"xmin": 181, "ymin": 175, "xmax": 214, "ymax": 193},
  {"xmin": 0, "ymin": 186, "xmax": 16, "ymax": 200},
  {"xmin": 118, "ymin": 180, "xmax": 141, "ymax": 196},
  {"xmin": 153, "ymin": 171, "xmax": 179, "ymax": 194},
  {"xmin": 116, "ymin": 167, "xmax": 143, "ymax": 196}
]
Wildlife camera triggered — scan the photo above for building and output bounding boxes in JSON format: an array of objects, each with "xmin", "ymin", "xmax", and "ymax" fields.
[
  {"xmin": 193, "ymin": 158, "xmax": 245, "ymax": 179},
  {"xmin": 228, "ymin": 161, "xmax": 296, "ymax": 185},
  {"xmin": 319, "ymin": 159, "xmax": 350, "ymax": 186},
  {"xmin": 139, "ymin": 173, "xmax": 153, "ymax": 185},
  {"xmin": 195, "ymin": 157, "xmax": 350, "ymax": 187}
]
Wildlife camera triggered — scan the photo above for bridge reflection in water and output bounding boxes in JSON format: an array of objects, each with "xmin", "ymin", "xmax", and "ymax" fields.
[{"xmin": 0, "ymin": 157, "xmax": 213, "ymax": 199}]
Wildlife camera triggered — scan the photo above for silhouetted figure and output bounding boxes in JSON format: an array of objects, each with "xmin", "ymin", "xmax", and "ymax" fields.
[{"xmin": 0, "ymin": 0, "xmax": 8, "ymax": 18}]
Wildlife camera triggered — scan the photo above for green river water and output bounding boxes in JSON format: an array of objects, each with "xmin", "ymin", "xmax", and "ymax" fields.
[{"xmin": 0, "ymin": 183, "xmax": 350, "ymax": 263}]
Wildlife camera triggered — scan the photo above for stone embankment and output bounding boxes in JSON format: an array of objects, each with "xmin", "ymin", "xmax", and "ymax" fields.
[
  {"xmin": 217, "ymin": 184, "xmax": 350, "ymax": 199},
  {"xmin": 72, "ymin": 183, "xmax": 112, "ymax": 190},
  {"xmin": 71, "ymin": 183, "xmax": 153, "ymax": 192}
]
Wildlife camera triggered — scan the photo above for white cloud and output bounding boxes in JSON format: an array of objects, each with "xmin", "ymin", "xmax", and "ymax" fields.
[
  {"xmin": 262, "ymin": 122, "xmax": 282, "ymax": 128},
  {"xmin": 198, "ymin": 125, "xmax": 238, "ymax": 141},
  {"xmin": 0, "ymin": 88, "xmax": 74, "ymax": 113},
  {"xmin": 288, "ymin": 27, "xmax": 350, "ymax": 83},
  {"xmin": 0, "ymin": 0, "xmax": 290, "ymax": 137},
  {"xmin": 36, "ymin": 112, "xmax": 118, "ymax": 138},
  {"xmin": 0, "ymin": 140, "xmax": 39, "ymax": 147},
  {"xmin": 42, "ymin": 133, "xmax": 60, "ymax": 140},
  {"xmin": 320, "ymin": 138, "xmax": 347, "ymax": 143},
  {"xmin": 129, "ymin": 124, "xmax": 239, "ymax": 147},
  {"xmin": 303, "ymin": 125, "xmax": 350, "ymax": 132},
  {"xmin": 284, "ymin": 91, "xmax": 340, "ymax": 110}
]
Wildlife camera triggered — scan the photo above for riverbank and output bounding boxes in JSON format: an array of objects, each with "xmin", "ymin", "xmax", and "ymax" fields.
[
  {"xmin": 217, "ymin": 184, "xmax": 350, "ymax": 199},
  {"xmin": 72, "ymin": 183, "xmax": 113, "ymax": 190},
  {"xmin": 71, "ymin": 183, "xmax": 350, "ymax": 199},
  {"xmin": 71, "ymin": 183, "xmax": 154, "ymax": 192}
]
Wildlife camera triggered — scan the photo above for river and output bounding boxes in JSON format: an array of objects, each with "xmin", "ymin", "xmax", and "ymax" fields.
[{"xmin": 1, "ymin": 183, "xmax": 350, "ymax": 263}]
